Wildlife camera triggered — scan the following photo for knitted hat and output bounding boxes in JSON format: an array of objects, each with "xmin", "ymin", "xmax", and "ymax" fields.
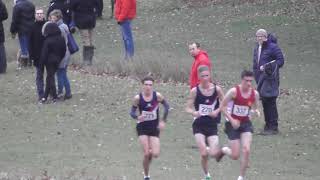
[{"xmin": 256, "ymin": 29, "xmax": 267, "ymax": 37}]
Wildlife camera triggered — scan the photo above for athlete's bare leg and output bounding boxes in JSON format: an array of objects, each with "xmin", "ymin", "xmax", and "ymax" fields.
[
  {"xmin": 149, "ymin": 136, "xmax": 160, "ymax": 158},
  {"xmin": 194, "ymin": 133, "xmax": 209, "ymax": 175},
  {"xmin": 240, "ymin": 132, "xmax": 252, "ymax": 177},
  {"xmin": 207, "ymin": 135, "xmax": 222, "ymax": 161},
  {"xmin": 222, "ymin": 139, "xmax": 240, "ymax": 160},
  {"xmin": 139, "ymin": 135, "xmax": 152, "ymax": 177}
]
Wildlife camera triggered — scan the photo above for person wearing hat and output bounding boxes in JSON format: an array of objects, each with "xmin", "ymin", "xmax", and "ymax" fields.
[{"xmin": 252, "ymin": 29, "xmax": 284, "ymax": 135}]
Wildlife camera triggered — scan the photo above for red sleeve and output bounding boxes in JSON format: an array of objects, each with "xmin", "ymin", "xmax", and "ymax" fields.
[{"xmin": 118, "ymin": 0, "xmax": 132, "ymax": 22}]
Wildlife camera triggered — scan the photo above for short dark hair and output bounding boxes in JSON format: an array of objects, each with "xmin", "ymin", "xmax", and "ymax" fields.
[
  {"xmin": 197, "ymin": 65, "xmax": 210, "ymax": 75},
  {"xmin": 141, "ymin": 76, "xmax": 154, "ymax": 84},
  {"xmin": 241, "ymin": 70, "xmax": 254, "ymax": 79},
  {"xmin": 194, "ymin": 42, "xmax": 200, "ymax": 48}
]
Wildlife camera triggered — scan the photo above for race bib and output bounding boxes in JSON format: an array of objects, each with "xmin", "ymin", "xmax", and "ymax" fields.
[
  {"xmin": 232, "ymin": 105, "xmax": 250, "ymax": 117},
  {"xmin": 199, "ymin": 101, "xmax": 216, "ymax": 116},
  {"xmin": 141, "ymin": 110, "xmax": 157, "ymax": 121}
]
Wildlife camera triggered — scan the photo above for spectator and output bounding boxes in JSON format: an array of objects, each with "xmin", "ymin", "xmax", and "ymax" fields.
[
  {"xmin": 10, "ymin": 0, "xmax": 35, "ymax": 67},
  {"xmin": 253, "ymin": 29, "xmax": 284, "ymax": 135},
  {"xmin": 0, "ymin": 0, "xmax": 8, "ymax": 74},
  {"xmin": 40, "ymin": 22, "xmax": 66, "ymax": 103},
  {"xmin": 70, "ymin": 0, "xmax": 99, "ymax": 65},
  {"xmin": 29, "ymin": 8, "xmax": 46, "ymax": 101},
  {"xmin": 115, "ymin": 0, "xmax": 136, "ymax": 60},
  {"xmin": 49, "ymin": 9, "xmax": 72, "ymax": 100},
  {"xmin": 47, "ymin": 0, "xmax": 72, "ymax": 27},
  {"xmin": 188, "ymin": 42, "xmax": 212, "ymax": 89}
]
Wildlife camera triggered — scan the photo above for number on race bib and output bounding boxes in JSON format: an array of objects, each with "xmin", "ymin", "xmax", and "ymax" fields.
[
  {"xmin": 199, "ymin": 104, "xmax": 215, "ymax": 116},
  {"xmin": 232, "ymin": 105, "xmax": 250, "ymax": 117},
  {"xmin": 142, "ymin": 110, "xmax": 157, "ymax": 121}
]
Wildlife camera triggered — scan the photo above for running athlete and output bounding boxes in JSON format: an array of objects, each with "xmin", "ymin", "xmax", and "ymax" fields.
[
  {"xmin": 130, "ymin": 76, "xmax": 170, "ymax": 180},
  {"xmin": 221, "ymin": 70, "xmax": 260, "ymax": 180},
  {"xmin": 185, "ymin": 65, "xmax": 224, "ymax": 180}
]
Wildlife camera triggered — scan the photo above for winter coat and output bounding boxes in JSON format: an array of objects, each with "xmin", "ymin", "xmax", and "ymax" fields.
[
  {"xmin": 47, "ymin": 0, "xmax": 72, "ymax": 26},
  {"xmin": 257, "ymin": 62, "xmax": 279, "ymax": 97},
  {"xmin": 56, "ymin": 19, "xmax": 71, "ymax": 68},
  {"xmin": 70, "ymin": 0, "xmax": 98, "ymax": 29},
  {"xmin": 29, "ymin": 20, "xmax": 45, "ymax": 67},
  {"xmin": 253, "ymin": 33, "xmax": 284, "ymax": 84},
  {"xmin": 10, "ymin": 0, "xmax": 35, "ymax": 34},
  {"xmin": 189, "ymin": 50, "xmax": 212, "ymax": 89},
  {"xmin": 40, "ymin": 22, "xmax": 66, "ymax": 68},
  {"xmin": 115, "ymin": 0, "xmax": 136, "ymax": 23},
  {"xmin": 0, "ymin": 0, "xmax": 8, "ymax": 43}
]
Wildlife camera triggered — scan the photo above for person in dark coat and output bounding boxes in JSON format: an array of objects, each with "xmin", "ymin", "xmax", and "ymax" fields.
[
  {"xmin": 47, "ymin": 0, "xmax": 72, "ymax": 28},
  {"xmin": 10, "ymin": 0, "xmax": 35, "ymax": 66},
  {"xmin": 253, "ymin": 29, "xmax": 284, "ymax": 135},
  {"xmin": 0, "ymin": 0, "xmax": 8, "ymax": 74},
  {"xmin": 70, "ymin": 0, "xmax": 99, "ymax": 65},
  {"xmin": 29, "ymin": 8, "xmax": 46, "ymax": 101},
  {"xmin": 40, "ymin": 22, "xmax": 66, "ymax": 103}
]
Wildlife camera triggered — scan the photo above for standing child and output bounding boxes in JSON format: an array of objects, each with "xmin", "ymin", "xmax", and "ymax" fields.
[{"xmin": 40, "ymin": 22, "xmax": 66, "ymax": 103}]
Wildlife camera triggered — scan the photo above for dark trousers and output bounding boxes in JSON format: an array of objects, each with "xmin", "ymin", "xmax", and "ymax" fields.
[
  {"xmin": 261, "ymin": 97, "xmax": 278, "ymax": 130},
  {"xmin": 36, "ymin": 66, "xmax": 44, "ymax": 100},
  {"xmin": 97, "ymin": 0, "xmax": 104, "ymax": 17},
  {"xmin": 0, "ymin": 43, "xmax": 7, "ymax": 73},
  {"xmin": 44, "ymin": 63, "xmax": 58, "ymax": 100}
]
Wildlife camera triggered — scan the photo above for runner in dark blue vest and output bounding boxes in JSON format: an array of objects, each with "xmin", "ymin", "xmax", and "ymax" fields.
[
  {"xmin": 130, "ymin": 76, "xmax": 170, "ymax": 180},
  {"xmin": 186, "ymin": 65, "xmax": 224, "ymax": 180}
]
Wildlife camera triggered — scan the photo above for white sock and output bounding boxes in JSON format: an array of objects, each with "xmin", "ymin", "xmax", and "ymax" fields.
[
  {"xmin": 205, "ymin": 173, "xmax": 211, "ymax": 177},
  {"xmin": 237, "ymin": 176, "xmax": 244, "ymax": 180},
  {"xmin": 222, "ymin": 146, "xmax": 232, "ymax": 156}
]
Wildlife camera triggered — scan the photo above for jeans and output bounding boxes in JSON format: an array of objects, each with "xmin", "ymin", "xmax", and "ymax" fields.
[
  {"xmin": 261, "ymin": 97, "xmax": 279, "ymax": 130},
  {"xmin": 57, "ymin": 67, "xmax": 71, "ymax": 96},
  {"xmin": 120, "ymin": 20, "xmax": 134, "ymax": 59},
  {"xmin": 0, "ymin": 43, "xmax": 6, "ymax": 73},
  {"xmin": 18, "ymin": 33, "xmax": 30, "ymax": 57},
  {"xmin": 36, "ymin": 66, "xmax": 44, "ymax": 100}
]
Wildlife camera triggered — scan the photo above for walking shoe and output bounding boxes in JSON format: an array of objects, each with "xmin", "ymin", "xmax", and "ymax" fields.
[
  {"xmin": 144, "ymin": 177, "xmax": 150, "ymax": 180},
  {"xmin": 258, "ymin": 129, "xmax": 279, "ymax": 136},
  {"xmin": 64, "ymin": 94, "xmax": 72, "ymax": 100}
]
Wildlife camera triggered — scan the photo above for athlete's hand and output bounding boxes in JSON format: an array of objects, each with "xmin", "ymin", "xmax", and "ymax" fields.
[
  {"xmin": 230, "ymin": 119, "xmax": 240, "ymax": 129},
  {"xmin": 192, "ymin": 111, "xmax": 201, "ymax": 118},
  {"xmin": 250, "ymin": 109, "xmax": 261, "ymax": 118},
  {"xmin": 260, "ymin": 65, "xmax": 264, "ymax": 71},
  {"xmin": 158, "ymin": 120, "xmax": 166, "ymax": 131},
  {"xmin": 137, "ymin": 115, "xmax": 144, "ymax": 123},
  {"xmin": 209, "ymin": 110, "xmax": 219, "ymax": 118}
]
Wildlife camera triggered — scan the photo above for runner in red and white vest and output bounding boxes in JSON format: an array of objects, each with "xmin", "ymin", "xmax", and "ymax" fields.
[{"xmin": 221, "ymin": 70, "xmax": 260, "ymax": 180}]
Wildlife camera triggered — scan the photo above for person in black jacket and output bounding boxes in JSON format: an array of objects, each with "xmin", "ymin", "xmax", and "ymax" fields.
[
  {"xmin": 70, "ymin": 0, "xmax": 99, "ymax": 65},
  {"xmin": 96, "ymin": 0, "xmax": 103, "ymax": 19},
  {"xmin": 10, "ymin": 0, "xmax": 35, "ymax": 67},
  {"xmin": 0, "ymin": 0, "xmax": 8, "ymax": 74},
  {"xmin": 29, "ymin": 8, "xmax": 46, "ymax": 101},
  {"xmin": 40, "ymin": 22, "xmax": 66, "ymax": 103},
  {"xmin": 47, "ymin": 0, "xmax": 71, "ymax": 27}
]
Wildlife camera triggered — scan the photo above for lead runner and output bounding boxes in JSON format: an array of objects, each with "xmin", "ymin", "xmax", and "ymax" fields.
[
  {"xmin": 221, "ymin": 70, "xmax": 260, "ymax": 180},
  {"xmin": 130, "ymin": 76, "xmax": 170, "ymax": 180},
  {"xmin": 185, "ymin": 65, "xmax": 225, "ymax": 180}
]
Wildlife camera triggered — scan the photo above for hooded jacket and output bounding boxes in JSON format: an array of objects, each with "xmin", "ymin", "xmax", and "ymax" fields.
[
  {"xmin": 10, "ymin": 0, "xmax": 35, "ymax": 34},
  {"xmin": 189, "ymin": 50, "xmax": 212, "ymax": 89},
  {"xmin": 40, "ymin": 22, "xmax": 66, "ymax": 67},
  {"xmin": 115, "ymin": 0, "xmax": 136, "ymax": 22},
  {"xmin": 0, "ymin": 0, "xmax": 8, "ymax": 43},
  {"xmin": 253, "ymin": 33, "xmax": 284, "ymax": 84}
]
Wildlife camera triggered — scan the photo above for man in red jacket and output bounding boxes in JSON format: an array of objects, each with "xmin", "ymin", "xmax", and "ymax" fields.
[
  {"xmin": 189, "ymin": 42, "xmax": 212, "ymax": 89},
  {"xmin": 115, "ymin": 0, "xmax": 136, "ymax": 60}
]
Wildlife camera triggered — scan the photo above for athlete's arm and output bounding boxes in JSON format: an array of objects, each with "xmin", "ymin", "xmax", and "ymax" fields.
[
  {"xmin": 130, "ymin": 95, "xmax": 140, "ymax": 120},
  {"xmin": 185, "ymin": 88, "xmax": 200, "ymax": 118},
  {"xmin": 222, "ymin": 88, "xmax": 240, "ymax": 128},
  {"xmin": 209, "ymin": 85, "xmax": 225, "ymax": 118},
  {"xmin": 156, "ymin": 92, "xmax": 170, "ymax": 122}
]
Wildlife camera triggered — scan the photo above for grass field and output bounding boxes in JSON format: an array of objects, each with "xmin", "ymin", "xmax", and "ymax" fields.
[{"xmin": 0, "ymin": 0, "xmax": 320, "ymax": 179}]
